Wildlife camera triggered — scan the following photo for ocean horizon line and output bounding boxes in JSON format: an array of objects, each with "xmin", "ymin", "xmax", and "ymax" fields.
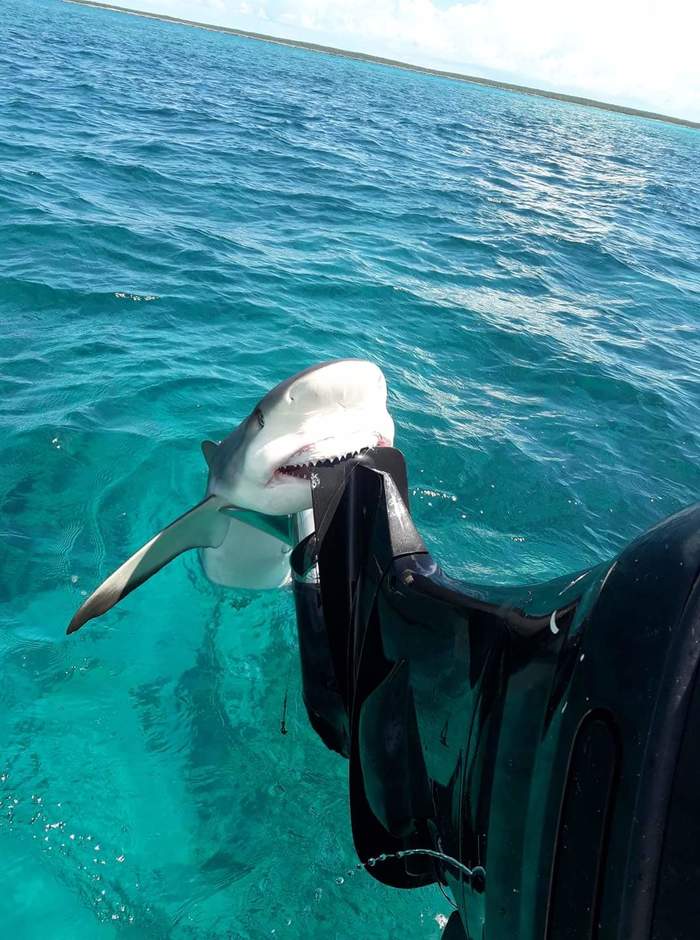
[{"xmin": 63, "ymin": 0, "xmax": 699, "ymax": 131}]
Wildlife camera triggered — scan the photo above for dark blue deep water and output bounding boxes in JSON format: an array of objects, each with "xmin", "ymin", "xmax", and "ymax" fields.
[{"xmin": 1, "ymin": 0, "xmax": 699, "ymax": 935}]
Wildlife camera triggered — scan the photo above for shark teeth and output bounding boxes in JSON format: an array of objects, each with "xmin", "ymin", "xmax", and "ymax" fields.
[{"xmin": 278, "ymin": 448, "xmax": 370, "ymax": 480}]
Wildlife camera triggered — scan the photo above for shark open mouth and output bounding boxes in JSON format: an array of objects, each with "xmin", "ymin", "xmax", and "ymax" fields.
[{"xmin": 277, "ymin": 447, "xmax": 373, "ymax": 480}]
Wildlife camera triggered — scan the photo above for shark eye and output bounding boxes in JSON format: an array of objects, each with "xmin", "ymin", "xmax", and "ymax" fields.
[{"xmin": 255, "ymin": 408, "xmax": 265, "ymax": 429}]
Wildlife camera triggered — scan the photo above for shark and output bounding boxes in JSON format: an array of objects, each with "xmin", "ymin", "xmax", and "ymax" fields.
[{"xmin": 67, "ymin": 359, "xmax": 394, "ymax": 634}]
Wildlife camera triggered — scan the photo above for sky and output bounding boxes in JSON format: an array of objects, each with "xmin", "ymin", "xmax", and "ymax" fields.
[{"xmin": 128, "ymin": 0, "xmax": 700, "ymax": 121}]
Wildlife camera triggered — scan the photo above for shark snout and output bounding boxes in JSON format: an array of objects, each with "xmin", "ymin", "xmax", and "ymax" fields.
[{"xmin": 285, "ymin": 359, "xmax": 387, "ymax": 410}]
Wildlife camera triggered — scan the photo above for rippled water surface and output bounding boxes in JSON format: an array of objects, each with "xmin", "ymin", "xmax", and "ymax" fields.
[{"xmin": 1, "ymin": 0, "xmax": 699, "ymax": 936}]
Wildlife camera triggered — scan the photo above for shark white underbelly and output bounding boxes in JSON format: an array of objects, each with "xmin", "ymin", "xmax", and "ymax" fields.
[{"xmin": 200, "ymin": 514, "xmax": 302, "ymax": 590}]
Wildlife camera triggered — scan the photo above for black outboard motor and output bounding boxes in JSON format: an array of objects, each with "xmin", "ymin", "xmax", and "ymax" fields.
[{"xmin": 290, "ymin": 447, "xmax": 700, "ymax": 940}]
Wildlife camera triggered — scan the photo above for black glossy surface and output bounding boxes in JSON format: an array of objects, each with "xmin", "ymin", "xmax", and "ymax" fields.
[
  {"xmin": 292, "ymin": 448, "xmax": 700, "ymax": 938},
  {"xmin": 546, "ymin": 712, "xmax": 619, "ymax": 939}
]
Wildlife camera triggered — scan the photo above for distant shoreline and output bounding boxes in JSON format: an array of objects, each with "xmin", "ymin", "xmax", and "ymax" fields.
[{"xmin": 64, "ymin": 0, "xmax": 699, "ymax": 130}]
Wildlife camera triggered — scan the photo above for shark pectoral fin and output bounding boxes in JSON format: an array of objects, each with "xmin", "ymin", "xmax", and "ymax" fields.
[
  {"xmin": 220, "ymin": 508, "xmax": 293, "ymax": 545},
  {"xmin": 67, "ymin": 495, "xmax": 232, "ymax": 635}
]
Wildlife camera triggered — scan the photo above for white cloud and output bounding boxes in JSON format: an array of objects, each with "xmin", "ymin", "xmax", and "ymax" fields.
[{"xmin": 133, "ymin": 0, "xmax": 700, "ymax": 120}]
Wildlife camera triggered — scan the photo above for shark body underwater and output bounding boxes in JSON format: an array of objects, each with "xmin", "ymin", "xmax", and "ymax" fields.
[{"xmin": 67, "ymin": 359, "xmax": 395, "ymax": 634}]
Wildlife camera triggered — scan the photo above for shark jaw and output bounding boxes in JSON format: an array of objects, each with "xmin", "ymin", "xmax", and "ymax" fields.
[
  {"xmin": 276, "ymin": 446, "xmax": 373, "ymax": 480},
  {"xmin": 207, "ymin": 360, "xmax": 395, "ymax": 516},
  {"xmin": 273, "ymin": 434, "xmax": 392, "ymax": 481}
]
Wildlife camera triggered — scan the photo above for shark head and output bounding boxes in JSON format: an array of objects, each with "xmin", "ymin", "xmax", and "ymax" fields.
[
  {"xmin": 204, "ymin": 359, "xmax": 394, "ymax": 515},
  {"xmin": 67, "ymin": 359, "xmax": 394, "ymax": 633}
]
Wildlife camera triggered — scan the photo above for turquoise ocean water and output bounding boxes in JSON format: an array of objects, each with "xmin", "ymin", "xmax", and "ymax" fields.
[{"xmin": 1, "ymin": 0, "xmax": 699, "ymax": 936}]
